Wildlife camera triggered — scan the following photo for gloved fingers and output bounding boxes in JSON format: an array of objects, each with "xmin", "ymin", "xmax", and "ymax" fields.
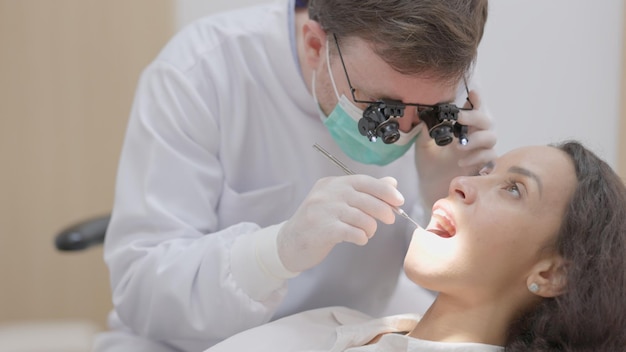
[
  {"xmin": 291, "ymin": 176, "xmax": 385, "ymax": 231},
  {"xmin": 379, "ymin": 176, "xmax": 398, "ymax": 188},
  {"xmin": 455, "ymin": 90, "xmax": 497, "ymax": 169},
  {"xmin": 457, "ymin": 127, "xmax": 497, "ymax": 153},
  {"xmin": 349, "ymin": 175, "xmax": 405, "ymax": 209},
  {"xmin": 456, "ymin": 131, "xmax": 498, "ymax": 168},
  {"xmin": 303, "ymin": 209, "xmax": 375, "ymax": 245},
  {"xmin": 307, "ymin": 202, "xmax": 379, "ymax": 245},
  {"xmin": 343, "ymin": 175, "xmax": 404, "ymax": 225},
  {"xmin": 275, "ymin": 175, "xmax": 405, "ymax": 273},
  {"xmin": 457, "ymin": 93, "xmax": 493, "ymax": 134},
  {"xmin": 344, "ymin": 191, "xmax": 396, "ymax": 226},
  {"xmin": 334, "ymin": 220, "xmax": 374, "ymax": 246},
  {"xmin": 463, "ymin": 89, "xmax": 482, "ymax": 110}
]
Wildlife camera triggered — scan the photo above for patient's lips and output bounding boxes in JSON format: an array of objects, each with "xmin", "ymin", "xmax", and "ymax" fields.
[{"xmin": 427, "ymin": 205, "xmax": 456, "ymax": 238}]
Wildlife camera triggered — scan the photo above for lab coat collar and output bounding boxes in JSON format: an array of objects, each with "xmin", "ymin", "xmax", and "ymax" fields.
[{"xmin": 329, "ymin": 310, "xmax": 420, "ymax": 351}]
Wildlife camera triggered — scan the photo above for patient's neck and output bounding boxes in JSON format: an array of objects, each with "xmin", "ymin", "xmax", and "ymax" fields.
[{"xmin": 407, "ymin": 293, "xmax": 517, "ymax": 346}]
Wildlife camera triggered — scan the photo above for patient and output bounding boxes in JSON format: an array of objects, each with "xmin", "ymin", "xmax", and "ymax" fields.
[{"xmin": 206, "ymin": 141, "xmax": 626, "ymax": 352}]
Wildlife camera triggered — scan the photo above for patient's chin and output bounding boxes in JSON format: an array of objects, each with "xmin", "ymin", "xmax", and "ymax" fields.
[
  {"xmin": 412, "ymin": 227, "xmax": 431, "ymax": 237},
  {"xmin": 402, "ymin": 265, "xmax": 436, "ymax": 291}
]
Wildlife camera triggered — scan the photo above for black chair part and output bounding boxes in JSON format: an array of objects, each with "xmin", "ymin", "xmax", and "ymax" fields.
[{"xmin": 54, "ymin": 214, "xmax": 110, "ymax": 251}]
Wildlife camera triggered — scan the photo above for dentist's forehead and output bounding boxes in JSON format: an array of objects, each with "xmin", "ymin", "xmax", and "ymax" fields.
[{"xmin": 335, "ymin": 37, "xmax": 459, "ymax": 105}]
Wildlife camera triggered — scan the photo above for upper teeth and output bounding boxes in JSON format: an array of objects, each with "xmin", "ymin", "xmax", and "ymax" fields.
[
  {"xmin": 432, "ymin": 208, "xmax": 455, "ymax": 236},
  {"xmin": 433, "ymin": 208, "xmax": 449, "ymax": 220}
]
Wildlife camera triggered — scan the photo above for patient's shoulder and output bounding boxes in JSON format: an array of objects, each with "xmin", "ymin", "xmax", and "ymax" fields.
[
  {"xmin": 276, "ymin": 306, "xmax": 373, "ymax": 328},
  {"xmin": 323, "ymin": 306, "xmax": 373, "ymax": 325},
  {"xmin": 205, "ymin": 307, "xmax": 371, "ymax": 352}
]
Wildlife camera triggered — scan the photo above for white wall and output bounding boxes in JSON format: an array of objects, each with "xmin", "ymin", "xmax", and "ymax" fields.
[
  {"xmin": 176, "ymin": 0, "xmax": 624, "ymax": 167},
  {"xmin": 176, "ymin": 0, "xmax": 270, "ymax": 27},
  {"xmin": 476, "ymin": 1, "xmax": 624, "ymax": 166}
]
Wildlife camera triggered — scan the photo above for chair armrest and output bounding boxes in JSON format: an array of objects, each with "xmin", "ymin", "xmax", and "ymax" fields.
[{"xmin": 54, "ymin": 214, "xmax": 110, "ymax": 251}]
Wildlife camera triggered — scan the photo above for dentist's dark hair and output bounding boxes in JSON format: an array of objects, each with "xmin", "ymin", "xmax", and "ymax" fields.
[
  {"xmin": 506, "ymin": 141, "xmax": 626, "ymax": 351},
  {"xmin": 307, "ymin": 0, "xmax": 488, "ymax": 85}
]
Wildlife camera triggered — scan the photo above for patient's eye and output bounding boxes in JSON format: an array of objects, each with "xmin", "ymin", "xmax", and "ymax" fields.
[
  {"xmin": 476, "ymin": 163, "xmax": 494, "ymax": 176},
  {"xmin": 504, "ymin": 179, "xmax": 522, "ymax": 198}
]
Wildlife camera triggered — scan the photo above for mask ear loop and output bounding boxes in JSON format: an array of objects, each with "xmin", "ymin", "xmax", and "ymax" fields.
[
  {"xmin": 311, "ymin": 69, "xmax": 323, "ymax": 117},
  {"xmin": 325, "ymin": 37, "xmax": 341, "ymax": 100}
]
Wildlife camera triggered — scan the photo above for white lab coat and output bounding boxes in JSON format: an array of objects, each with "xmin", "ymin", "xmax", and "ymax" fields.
[
  {"xmin": 94, "ymin": 0, "xmax": 479, "ymax": 351},
  {"xmin": 206, "ymin": 307, "xmax": 504, "ymax": 352}
]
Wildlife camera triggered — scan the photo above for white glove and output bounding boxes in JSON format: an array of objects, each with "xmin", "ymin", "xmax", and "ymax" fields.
[
  {"xmin": 277, "ymin": 175, "xmax": 405, "ymax": 273},
  {"xmin": 415, "ymin": 90, "xmax": 497, "ymax": 208}
]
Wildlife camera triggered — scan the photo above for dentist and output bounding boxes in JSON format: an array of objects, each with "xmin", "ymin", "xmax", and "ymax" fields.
[{"xmin": 95, "ymin": 0, "xmax": 497, "ymax": 351}]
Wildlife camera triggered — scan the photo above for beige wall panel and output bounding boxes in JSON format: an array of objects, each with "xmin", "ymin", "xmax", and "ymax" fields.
[
  {"xmin": 0, "ymin": 0, "xmax": 174, "ymax": 328},
  {"xmin": 621, "ymin": 4, "xmax": 626, "ymax": 180}
]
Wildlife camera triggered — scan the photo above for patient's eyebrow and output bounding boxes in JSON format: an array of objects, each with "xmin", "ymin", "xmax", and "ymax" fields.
[{"xmin": 508, "ymin": 166, "xmax": 543, "ymax": 196}]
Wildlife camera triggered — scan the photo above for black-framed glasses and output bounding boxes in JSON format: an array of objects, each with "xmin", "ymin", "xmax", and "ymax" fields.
[{"xmin": 332, "ymin": 33, "xmax": 473, "ymax": 146}]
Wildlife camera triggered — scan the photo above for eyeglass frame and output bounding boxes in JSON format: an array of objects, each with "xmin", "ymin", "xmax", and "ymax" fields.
[{"xmin": 331, "ymin": 33, "xmax": 474, "ymax": 146}]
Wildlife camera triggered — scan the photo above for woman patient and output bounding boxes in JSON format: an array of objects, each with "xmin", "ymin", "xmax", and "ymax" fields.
[{"xmin": 207, "ymin": 141, "xmax": 626, "ymax": 351}]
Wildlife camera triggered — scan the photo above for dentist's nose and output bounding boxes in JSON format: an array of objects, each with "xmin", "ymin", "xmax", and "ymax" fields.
[
  {"xmin": 449, "ymin": 176, "xmax": 477, "ymax": 204},
  {"xmin": 397, "ymin": 106, "xmax": 421, "ymax": 133}
]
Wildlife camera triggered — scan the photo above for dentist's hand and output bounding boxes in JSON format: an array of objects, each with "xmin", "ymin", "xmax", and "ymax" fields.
[
  {"xmin": 277, "ymin": 175, "xmax": 404, "ymax": 273},
  {"xmin": 415, "ymin": 90, "xmax": 497, "ymax": 207},
  {"xmin": 454, "ymin": 90, "xmax": 498, "ymax": 169}
]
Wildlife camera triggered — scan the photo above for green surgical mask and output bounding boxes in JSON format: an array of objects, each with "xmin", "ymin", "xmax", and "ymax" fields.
[{"xmin": 312, "ymin": 43, "xmax": 420, "ymax": 166}]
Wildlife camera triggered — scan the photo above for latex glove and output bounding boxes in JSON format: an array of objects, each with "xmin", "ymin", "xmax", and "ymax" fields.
[
  {"xmin": 415, "ymin": 90, "xmax": 497, "ymax": 207},
  {"xmin": 277, "ymin": 175, "xmax": 404, "ymax": 273}
]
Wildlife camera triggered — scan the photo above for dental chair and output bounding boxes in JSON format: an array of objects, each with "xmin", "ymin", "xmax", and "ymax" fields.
[
  {"xmin": 0, "ymin": 215, "xmax": 112, "ymax": 352},
  {"xmin": 54, "ymin": 214, "xmax": 110, "ymax": 251}
]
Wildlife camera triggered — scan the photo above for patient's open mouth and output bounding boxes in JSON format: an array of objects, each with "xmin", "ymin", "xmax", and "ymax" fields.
[
  {"xmin": 427, "ymin": 228, "xmax": 452, "ymax": 238},
  {"xmin": 427, "ymin": 208, "xmax": 456, "ymax": 238}
]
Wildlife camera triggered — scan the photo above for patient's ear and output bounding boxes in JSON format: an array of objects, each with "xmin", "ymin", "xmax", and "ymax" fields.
[{"xmin": 526, "ymin": 256, "xmax": 568, "ymax": 298}]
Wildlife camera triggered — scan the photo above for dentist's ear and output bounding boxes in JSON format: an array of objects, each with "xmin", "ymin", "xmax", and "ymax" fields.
[
  {"xmin": 526, "ymin": 256, "xmax": 568, "ymax": 297},
  {"xmin": 301, "ymin": 20, "xmax": 327, "ymax": 68}
]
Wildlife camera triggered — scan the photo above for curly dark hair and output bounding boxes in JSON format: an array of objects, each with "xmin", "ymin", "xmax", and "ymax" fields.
[
  {"xmin": 307, "ymin": 0, "xmax": 488, "ymax": 85},
  {"xmin": 506, "ymin": 141, "xmax": 626, "ymax": 351}
]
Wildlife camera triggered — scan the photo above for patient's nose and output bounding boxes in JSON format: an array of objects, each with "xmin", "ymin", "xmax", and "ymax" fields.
[{"xmin": 449, "ymin": 176, "xmax": 476, "ymax": 204}]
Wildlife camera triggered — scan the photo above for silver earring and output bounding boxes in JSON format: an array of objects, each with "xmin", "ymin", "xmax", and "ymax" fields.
[{"xmin": 528, "ymin": 283, "xmax": 539, "ymax": 293}]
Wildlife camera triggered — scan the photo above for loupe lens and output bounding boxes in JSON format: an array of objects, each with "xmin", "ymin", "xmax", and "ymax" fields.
[
  {"xmin": 379, "ymin": 121, "xmax": 400, "ymax": 144},
  {"xmin": 429, "ymin": 125, "xmax": 453, "ymax": 146}
]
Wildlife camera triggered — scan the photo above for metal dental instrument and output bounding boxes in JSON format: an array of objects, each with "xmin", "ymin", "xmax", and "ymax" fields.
[{"xmin": 313, "ymin": 143, "xmax": 420, "ymax": 228}]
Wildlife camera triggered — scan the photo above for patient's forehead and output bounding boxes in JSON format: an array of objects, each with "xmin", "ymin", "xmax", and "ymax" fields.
[
  {"xmin": 499, "ymin": 146, "xmax": 566, "ymax": 165},
  {"xmin": 498, "ymin": 145, "xmax": 576, "ymax": 195}
]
